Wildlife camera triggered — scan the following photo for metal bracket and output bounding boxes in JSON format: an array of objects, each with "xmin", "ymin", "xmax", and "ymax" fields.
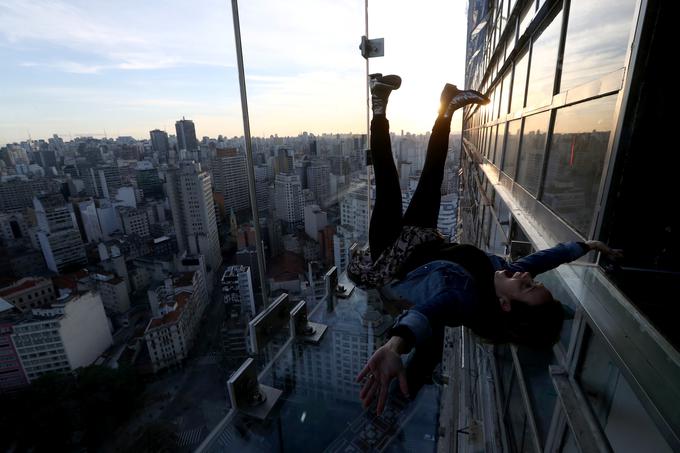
[
  {"xmin": 290, "ymin": 300, "xmax": 327, "ymax": 344},
  {"xmin": 359, "ymin": 36, "xmax": 384, "ymax": 58}
]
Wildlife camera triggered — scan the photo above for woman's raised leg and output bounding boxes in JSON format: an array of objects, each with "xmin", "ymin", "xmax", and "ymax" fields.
[
  {"xmin": 368, "ymin": 74, "xmax": 404, "ymax": 261},
  {"xmin": 403, "ymin": 84, "xmax": 490, "ymax": 228}
]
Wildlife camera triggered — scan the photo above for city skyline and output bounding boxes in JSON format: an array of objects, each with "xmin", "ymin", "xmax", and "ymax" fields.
[{"xmin": 0, "ymin": 0, "xmax": 467, "ymax": 145}]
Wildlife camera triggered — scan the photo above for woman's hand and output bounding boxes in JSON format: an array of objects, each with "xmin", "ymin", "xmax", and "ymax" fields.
[
  {"xmin": 585, "ymin": 240, "xmax": 624, "ymax": 260},
  {"xmin": 356, "ymin": 336, "xmax": 410, "ymax": 415}
]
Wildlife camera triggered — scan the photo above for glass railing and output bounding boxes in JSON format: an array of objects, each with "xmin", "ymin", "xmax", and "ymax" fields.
[{"xmin": 198, "ymin": 272, "xmax": 441, "ymax": 452}]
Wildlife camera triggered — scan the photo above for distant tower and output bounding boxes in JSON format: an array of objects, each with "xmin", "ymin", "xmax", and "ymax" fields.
[
  {"xmin": 165, "ymin": 162, "xmax": 222, "ymax": 273},
  {"xmin": 149, "ymin": 129, "xmax": 170, "ymax": 161},
  {"xmin": 211, "ymin": 148, "xmax": 250, "ymax": 215},
  {"xmin": 274, "ymin": 173, "xmax": 304, "ymax": 230},
  {"xmin": 174, "ymin": 117, "xmax": 198, "ymax": 152},
  {"xmin": 33, "ymin": 193, "xmax": 87, "ymax": 273}
]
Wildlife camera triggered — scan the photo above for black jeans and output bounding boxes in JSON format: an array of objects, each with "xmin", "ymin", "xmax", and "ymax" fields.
[{"xmin": 369, "ymin": 114, "xmax": 452, "ymax": 261}]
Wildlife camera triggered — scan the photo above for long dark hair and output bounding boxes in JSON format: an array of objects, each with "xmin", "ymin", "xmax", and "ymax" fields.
[{"xmin": 470, "ymin": 296, "xmax": 565, "ymax": 348}]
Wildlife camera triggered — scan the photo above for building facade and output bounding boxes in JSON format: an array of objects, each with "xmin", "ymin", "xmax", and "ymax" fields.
[
  {"xmin": 274, "ymin": 173, "xmax": 304, "ymax": 230},
  {"xmin": 448, "ymin": 0, "xmax": 678, "ymax": 451},
  {"xmin": 144, "ymin": 268, "xmax": 208, "ymax": 372},
  {"xmin": 211, "ymin": 148, "xmax": 250, "ymax": 215},
  {"xmin": 10, "ymin": 291, "xmax": 112, "ymax": 382},
  {"xmin": 220, "ymin": 265, "xmax": 255, "ymax": 319},
  {"xmin": 165, "ymin": 162, "xmax": 222, "ymax": 273},
  {"xmin": 33, "ymin": 194, "xmax": 87, "ymax": 274},
  {"xmin": 0, "ymin": 277, "xmax": 56, "ymax": 312}
]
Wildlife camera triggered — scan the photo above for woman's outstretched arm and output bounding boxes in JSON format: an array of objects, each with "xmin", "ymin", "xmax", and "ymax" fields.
[{"xmin": 497, "ymin": 240, "xmax": 623, "ymax": 277}]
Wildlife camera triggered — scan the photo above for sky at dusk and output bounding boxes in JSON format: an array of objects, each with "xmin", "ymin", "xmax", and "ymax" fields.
[{"xmin": 0, "ymin": 0, "xmax": 468, "ymax": 145}]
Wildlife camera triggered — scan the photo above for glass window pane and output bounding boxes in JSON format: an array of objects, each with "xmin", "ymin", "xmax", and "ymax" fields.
[
  {"xmin": 526, "ymin": 10, "xmax": 563, "ymax": 108},
  {"xmin": 541, "ymin": 95, "xmax": 617, "ymax": 234},
  {"xmin": 505, "ymin": 371, "xmax": 540, "ymax": 453},
  {"xmin": 576, "ymin": 329, "xmax": 674, "ymax": 453},
  {"xmin": 493, "ymin": 84, "xmax": 502, "ymax": 120},
  {"xmin": 516, "ymin": 110, "xmax": 551, "ymax": 195},
  {"xmin": 517, "ymin": 346, "xmax": 558, "ymax": 446},
  {"xmin": 502, "ymin": 119, "xmax": 522, "ymax": 177},
  {"xmin": 519, "ymin": 1, "xmax": 535, "ymax": 38},
  {"xmin": 494, "ymin": 123, "xmax": 507, "ymax": 167},
  {"xmin": 505, "ymin": 22, "xmax": 516, "ymax": 58},
  {"xmin": 560, "ymin": 0, "xmax": 638, "ymax": 92},
  {"xmin": 490, "ymin": 124, "xmax": 499, "ymax": 164},
  {"xmin": 510, "ymin": 49, "xmax": 529, "ymax": 113},
  {"xmin": 500, "ymin": 70, "xmax": 512, "ymax": 117}
]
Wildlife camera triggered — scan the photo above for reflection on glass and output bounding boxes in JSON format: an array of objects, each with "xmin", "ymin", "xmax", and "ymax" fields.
[
  {"xmin": 517, "ymin": 346, "xmax": 557, "ymax": 446},
  {"xmin": 560, "ymin": 0, "xmax": 637, "ymax": 92},
  {"xmin": 502, "ymin": 119, "xmax": 522, "ymax": 177},
  {"xmin": 576, "ymin": 329, "xmax": 674, "ymax": 453},
  {"xmin": 505, "ymin": 372, "xmax": 539, "ymax": 453},
  {"xmin": 516, "ymin": 110, "xmax": 551, "ymax": 195},
  {"xmin": 541, "ymin": 95, "xmax": 616, "ymax": 235},
  {"xmin": 526, "ymin": 10, "xmax": 562, "ymax": 108},
  {"xmin": 494, "ymin": 123, "xmax": 507, "ymax": 167},
  {"xmin": 519, "ymin": 1, "xmax": 535, "ymax": 38},
  {"xmin": 493, "ymin": 84, "xmax": 502, "ymax": 120},
  {"xmin": 500, "ymin": 70, "xmax": 512, "ymax": 118},
  {"xmin": 505, "ymin": 22, "xmax": 516, "ymax": 59},
  {"xmin": 510, "ymin": 49, "xmax": 529, "ymax": 113},
  {"xmin": 489, "ymin": 124, "xmax": 499, "ymax": 164}
]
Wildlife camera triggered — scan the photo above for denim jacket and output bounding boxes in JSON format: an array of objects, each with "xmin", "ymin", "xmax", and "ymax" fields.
[{"xmin": 385, "ymin": 241, "xmax": 588, "ymax": 347}]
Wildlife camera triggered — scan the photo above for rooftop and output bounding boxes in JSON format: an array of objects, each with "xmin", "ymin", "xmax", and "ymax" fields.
[
  {"xmin": 0, "ymin": 277, "xmax": 49, "ymax": 297},
  {"xmin": 146, "ymin": 290, "xmax": 191, "ymax": 330}
]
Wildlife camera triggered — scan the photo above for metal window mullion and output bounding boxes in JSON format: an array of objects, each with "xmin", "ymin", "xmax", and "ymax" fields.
[
  {"xmin": 510, "ymin": 345, "xmax": 543, "ymax": 453},
  {"xmin": 230, "ymin": 0, "xmax": 269, "ymax": 308},
  {"xmin": 550, "ymin": 365, "xmax": 614, "ymax": 453}
]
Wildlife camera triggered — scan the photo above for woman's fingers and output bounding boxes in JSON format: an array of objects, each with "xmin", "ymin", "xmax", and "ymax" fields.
[
  {"xmin": 361, "ymin": 379, "xmax": 379, "ymax": 408},
  {"xmin": 376, "ymin": 381, "xmax": 389, "ymax": 415},
  {"xmin": 356, "ymin": 363, "xmax": 371, "ymax": 382},
  {"xmin": 360, "ymin": 375, "xmax": 376, "ymax": 399}
]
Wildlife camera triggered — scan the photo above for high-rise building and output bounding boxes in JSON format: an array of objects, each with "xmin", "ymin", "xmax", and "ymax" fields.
[
  {"xmin": 304, "ymin": 204, "xmax": 328, "ymax": 241},
  {"xmin": 144, "ymin": 268, "xmax": 208, "ymax": 373},
  {"xmin": 175, "ymin": 117, "xmax": 198, "ymax": 152},
  {"xmin": 274, "ymin": 173, "xmax": 304, "ymax": 230},
  {"xmin": 0, "ymin": 177, "xmax": 56, "ymax": 212},
  {"xmin": 149, "ymin": 129, "xmax": 170, "ymax": 160},
  {"xmin": 33, "ymin": 194, "xmax": 87, "ymax": 273},
  {"xmin": 454, "ymin": 0, "xmax": 677, "ymax": 451},
  {"xmin": 0, "ymin": 301, "xmax": 29, "ymax": 392},
  {"xmin": 117, "ymin": 206, "xmax": 151, "ymax": 238},
  {"xmin": 135, "ymin": 161, "xmax": 164, "ymax": 200},
  {"xmin": 71, "ymin": 198, "xmax": 104, "ymax": 243},
  {"xmin": 306, "ymin": 161, "xmax": 331, "ymax": 208},
  {"xmin": 220, "ymin": 265, "xmax": 255, "ymax": 318},
  {"xmin": 165, "ymin": 162, "xmax": 221, "ymax": 273},
  {"xmin": 10, "ymin": 291, "xmax": 112, "ymax": 382},
  {"xmin": 85, "ymin": 166, "xmax": 122, "ymax": 199},
  {"xmin": 211, "ymin": 148, "xmax": 250, "ymax": 214},
  {"xmin": 339, "ymin": 181, "xmax": 368, "ymax": 239}
]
